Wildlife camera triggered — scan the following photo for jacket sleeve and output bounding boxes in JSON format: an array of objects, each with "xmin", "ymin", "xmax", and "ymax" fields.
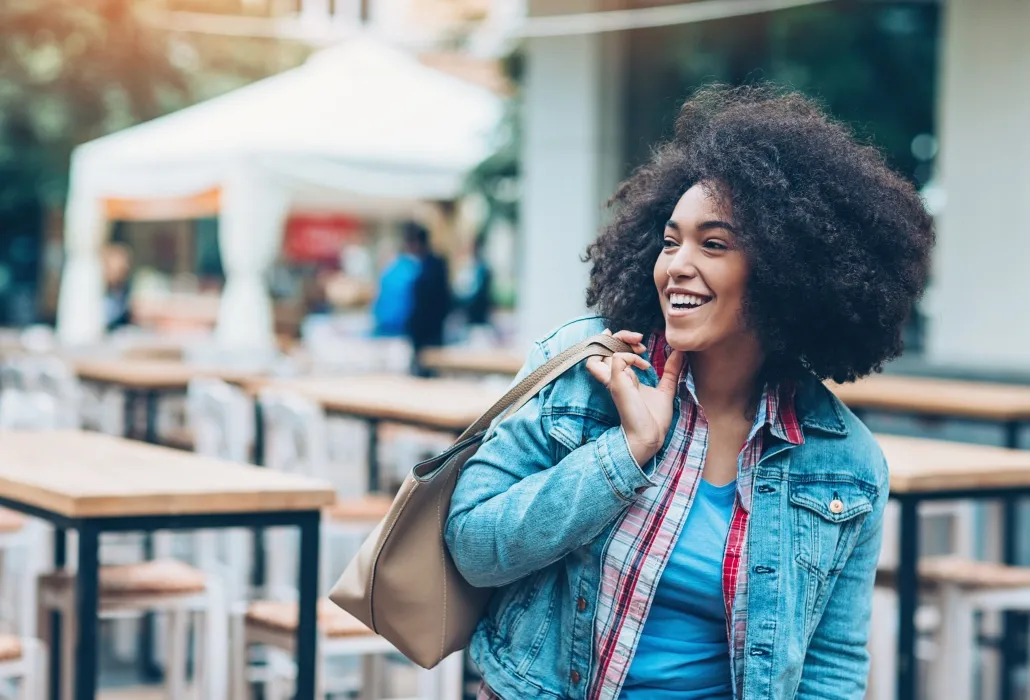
[
  {"xmin": 445, "ymin": 341, "xmax": 657, "ymax": 588},
  {"xmin": 795, "ymin": 456, "xmax": 888, "ymax": 699}
]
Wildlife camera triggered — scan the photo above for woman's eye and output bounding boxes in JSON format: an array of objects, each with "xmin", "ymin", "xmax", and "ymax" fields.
[
  {"xmin": 662, "ymin": 238, "xmax": 678, "ymax": 249},
  {"xmin": 703, "ymin": 240, "xmax": 728, "ymax": 251}
]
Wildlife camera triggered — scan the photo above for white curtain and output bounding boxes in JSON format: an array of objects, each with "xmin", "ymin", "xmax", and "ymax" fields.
[
  {"xmin": 56, "ymin": 157, "xmax": 108, "ymax": 346},
  {"xmin": 214, "ymin": 166, "xmax": 290, "ymax": 354}
]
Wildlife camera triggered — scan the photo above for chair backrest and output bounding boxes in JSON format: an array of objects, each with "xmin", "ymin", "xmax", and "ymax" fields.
[
  {"xmin": 184, "ymin": 377, "xmax": 257, "ymax": 599},
  {"xmin": 259, "ymin": 390, "xmax": 330, "ymax": 481},
  {"xmin": 33, "ymin": 356, "xmax": 82, "ymax": 429},
  {"xmin": 187, "ymin": 377, "xmax": 254, "ymax": 463},
  {"xmin": 0, "ymin": 390, "xmax": 60, "ymax": 430}
]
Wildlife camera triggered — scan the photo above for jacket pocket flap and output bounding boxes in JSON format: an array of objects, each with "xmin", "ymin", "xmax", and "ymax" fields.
[{"xmin": 789, "ymin": 480, "xmax": 874, "ymax": 523}]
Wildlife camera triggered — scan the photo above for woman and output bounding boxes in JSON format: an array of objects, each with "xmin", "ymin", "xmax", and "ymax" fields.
[{"xmin": 445, "ymin": 85, "xmax": 933, "ymax": 699}]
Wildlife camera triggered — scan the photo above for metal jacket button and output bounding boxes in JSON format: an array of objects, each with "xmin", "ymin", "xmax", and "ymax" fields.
[
  {"xmin": 829, "ymin": 499, "xmax": 844, "ymax": 514},
  {"xmin": 577, "ymin": 597, "xmax": 587, "ymax": 612},
  {"xmin": 570, "ymin": 670, "xmax": 581, "ymax": 685}
]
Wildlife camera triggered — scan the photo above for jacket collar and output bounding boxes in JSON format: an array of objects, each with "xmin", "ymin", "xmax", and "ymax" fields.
[{"xmin": 794, "ymin": 374, "xmax": 849, "ymax": 437}]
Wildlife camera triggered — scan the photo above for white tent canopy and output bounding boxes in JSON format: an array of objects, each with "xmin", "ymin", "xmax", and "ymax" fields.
[{"xmin": 56, "ymin": 37, "xmax": 503, "ymax": 350}]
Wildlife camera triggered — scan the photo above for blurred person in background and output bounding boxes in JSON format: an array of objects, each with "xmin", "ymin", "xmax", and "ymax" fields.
[
  {"xmin": 102, "ymin": 243, "xmax": 134, "ymax": 331},
  {"xmin": 403, "ymin": 221, "xmax": 452, "ymax": 375},
  {"xmin": 372, "ymin": 230, "xmax": 422, "ymax": 337},
  {"xmin": 446, "ymin": 85, "xmax": 934, "ymax": 700},
  {"xmin": 455, "ymin": 234, "xmax": 495, "ymax": 344}
]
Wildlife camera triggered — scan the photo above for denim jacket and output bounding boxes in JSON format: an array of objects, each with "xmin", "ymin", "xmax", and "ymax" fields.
[{"xmin": 445, "ymin": 316, "xmax": 889, "ymax": 700}]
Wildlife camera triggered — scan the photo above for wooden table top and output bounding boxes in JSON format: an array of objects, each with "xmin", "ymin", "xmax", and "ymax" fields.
[
  {"xmin": 72, "ymin": 358, "xmax": 265, "ymax": 391},
  {"xmin": 418, "ymin": 347, "xmax": 525, "ymax": 376},
  {"xmin": 831, "ymin": 374, "xmax": 1030, "ymax": 422},
  {"xmin": 254, "ymin": 374, "xmax": 502, "ymax": 432},
  {"xmin": 0, "ymin": 431, "xmax": 334, "ymax": 518},
  {"xmin": 879, "ymin": 433, "xmax": 1030, "ymax": 494}
]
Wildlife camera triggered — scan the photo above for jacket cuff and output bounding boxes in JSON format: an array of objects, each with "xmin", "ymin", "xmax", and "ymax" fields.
[{"xmin": 595, "ymin": 426, "xmax": 657, "ymax": 500}]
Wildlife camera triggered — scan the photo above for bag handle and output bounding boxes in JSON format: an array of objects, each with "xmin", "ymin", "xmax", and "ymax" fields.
[{"xmin": 457, "ymin": 334, "xmax": 633, "ymax": 442}]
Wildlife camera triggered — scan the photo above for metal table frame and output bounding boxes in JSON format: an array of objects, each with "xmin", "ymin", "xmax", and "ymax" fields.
[
  {"xmin": 851, "ymin": 406, "xmax": 1025, "ymax": 700},
  {"xmin": 0, "ymin": 493, "xmax": 322, "ymax": 700},
  {"xmin": 86, "ymin": 381, "xmax": 185, "ymax": 677}
]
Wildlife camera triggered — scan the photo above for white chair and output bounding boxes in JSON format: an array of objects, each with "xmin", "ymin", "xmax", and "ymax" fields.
[
  {"xmin": 232, "ymin": 390, "xmax": 462, "ymax": 699},
  {"xmin": 186, "ymin": 377, "xmax": 256, "ymax": 602},
  {"xmin": 868, "ymin": 500, "xmax": 1030, "ymax": 700},
  {"xmin": 32, "ymin": 357, "xmax": 82, "ymax": 430},
  {"xmin": 37, "ymin": 559, "xmax": 227, "ymax": 700},
  {"xmin": 0, "ymin": 635, "xmax": 47, "ymax": 700}
]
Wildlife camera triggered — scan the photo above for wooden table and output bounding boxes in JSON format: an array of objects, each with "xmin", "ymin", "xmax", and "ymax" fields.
[
  {"xmin": 832, "ymin": 375, "xmax": 1030, "ymax": 442},
  {"xmin": 418, "ymin": 347, "xmax": 525, "ymax": 377},
  {"xmin": 72, "ymin": 358, "xmax": 266, "ymax": 444},
  {"xmin": 879, "ymin": 434, "xmax": 1030, "ymax": 700},
  {"xmin": 833, "ymin": 375, "xmax": 1030, "ymax": 699},
  {"xmin": 252, "ymin": 375, "xmax": 502, "ymax": 490},
  {"xmin": 0, "ymin": 431, "xmax": 334, "ymax": 700}
]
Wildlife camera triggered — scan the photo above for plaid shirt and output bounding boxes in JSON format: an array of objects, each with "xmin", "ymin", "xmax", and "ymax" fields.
[{"xmin": 480, "ymin": 335, "xmax": 802, "ymax": 700}]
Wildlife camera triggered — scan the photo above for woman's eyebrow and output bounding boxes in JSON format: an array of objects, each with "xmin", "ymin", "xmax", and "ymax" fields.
[
  {"xmin": 664, "ymin": 220, "xmax": 679, "ymax": 231},
  {"xmin": 698, "ymin": 219, "xmax": 737, "ymax": 233}
]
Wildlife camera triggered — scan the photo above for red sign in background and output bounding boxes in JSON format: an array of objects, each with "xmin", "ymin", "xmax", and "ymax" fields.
[{"xmin": 283, "ymin": 214, "xmax": 364, "ymax": 264}]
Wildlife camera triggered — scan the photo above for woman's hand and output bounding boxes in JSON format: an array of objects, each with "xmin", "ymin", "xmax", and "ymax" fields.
[{"xmin": 586, "ymin": 329, "xmax": 685, "ymax": 466}]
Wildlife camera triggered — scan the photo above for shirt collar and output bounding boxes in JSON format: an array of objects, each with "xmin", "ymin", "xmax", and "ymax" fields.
[{"xmin": 647, "ymin": 331, "xmax": 804, "ymax": 447}]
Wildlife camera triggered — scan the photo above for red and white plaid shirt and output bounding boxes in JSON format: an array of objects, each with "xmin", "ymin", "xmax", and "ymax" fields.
[{"xmin": 480, "ymin": 335, "xmax": 803, "ymax": 700}]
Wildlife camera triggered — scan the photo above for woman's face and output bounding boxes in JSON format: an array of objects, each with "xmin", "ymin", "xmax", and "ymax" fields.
[{"xmin": 653, "ymin": 183, "xmax": 753, "ymax": 353}]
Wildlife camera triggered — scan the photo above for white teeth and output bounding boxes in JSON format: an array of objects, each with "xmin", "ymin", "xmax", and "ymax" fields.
[{"xmin": 670, "ymin": 293, "xmax": 708, "ymax": 307}]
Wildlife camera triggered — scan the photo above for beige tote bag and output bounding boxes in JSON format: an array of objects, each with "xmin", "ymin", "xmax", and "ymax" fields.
[{"xmin": 329, "ymin": 333, "xmax": 631, "ymax": 669}]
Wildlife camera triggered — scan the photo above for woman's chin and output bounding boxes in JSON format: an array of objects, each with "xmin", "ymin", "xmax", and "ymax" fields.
[{"xmin": 662, "ymin": 327, "xmax": 703, "ymax": 353}]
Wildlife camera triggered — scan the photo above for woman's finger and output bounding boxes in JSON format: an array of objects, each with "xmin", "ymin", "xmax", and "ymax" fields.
[
  {"xmin": 612, "ymin": 351, "xmax": 650, "ymax": 372},
  {"xmin": 611, "ymin": 330, "xmax": 647, "ymax": 355},
  {"xmin": 656, "ymin": 350, "xmax": 685, "ymax": 396},
  {"xmin": 586, "ymin": 355, "xmax": 613, "ymax": 387}
]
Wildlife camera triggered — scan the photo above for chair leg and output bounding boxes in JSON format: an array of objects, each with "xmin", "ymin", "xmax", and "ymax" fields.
[
  {"xmin": 935, "ymin": 584, "xmax": 974, "ymax": 700},
  {"xmin": 60, "ymin": 600, "xmax": 75, "ymax": 700},
  {"xmin": 165, "ymin": 609, "xmax": 189, "ymax": 700},
  {"xmin": 194, "ymin": 610, "xmax": 206, "ymax": 700},
  {"xmin": 868, "ymin": 587, "xmax": 897, "ymax": 700},
  {"xmin": 19, "ymin": 637, "xmax": 47, "ymax": 700},
  {"xmin": 359, "ymin": 654, "xmax": 385, "ymax": 700},
  {"xmin": 203, "ymin": 588, "xmax": 228, "ymax": 700},
  {"xmin": 440, "ymin": 653, "xmax": 465, "ymax": 700},
  {"xmin": 229, "ymin": 613, "xmax": 248, "ymax": 700}
]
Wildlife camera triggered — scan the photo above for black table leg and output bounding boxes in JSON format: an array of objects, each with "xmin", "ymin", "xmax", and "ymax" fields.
[
  {"xmin": 367, "ymin": 419, "xmax": 380, "ymax": 492},
  {"xmin": 74, "ymin": 523, "xmax": 100, "ymax": 700},
  {"xmin": 252, "ymin": 400, "xmax": 267, "ymax": 591},
  {"xmin": 1002, "ymin": 421, "xmax": 1023, "ymax": 700},
  {"xmin": 295, "ymin": 511, "xmax": 320, "ymax": 700},
  {"xmin": 123, "ymin": 389, "xmax": 137, "ymax": 439},
  {"xmin": 50, "ymin": 528, "xmax": 66, "ymax": 700},
  {"xmin": 144, "ymin": 390, "xmax": 159, "ymax": 445},
  {"xmin": 897, "ymin": 496, "xmax": 919, "ymax": 700},
  {"xmin": 138, "ymin": 389, "xmax": 162, "ymax": 679}
]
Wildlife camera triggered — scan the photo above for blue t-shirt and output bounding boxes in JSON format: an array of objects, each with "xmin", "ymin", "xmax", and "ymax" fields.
[
  {"xmin": 620, "ymin": 479, "xmax": 736, "ymax": 699},
  {"xmin": 372, "ymin": 255, "xmax": 421, "ymax": 336}
]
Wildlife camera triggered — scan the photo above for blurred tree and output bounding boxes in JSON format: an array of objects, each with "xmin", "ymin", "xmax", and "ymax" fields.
[
  {"xmin": 0, "ymin": 0, "xmax": 310, "ymax": 323},
  {"xmin": 0, "ymin": 0, "xmax": 189, "ymax": 323}
]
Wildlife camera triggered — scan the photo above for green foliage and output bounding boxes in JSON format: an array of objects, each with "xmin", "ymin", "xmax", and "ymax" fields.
[
  {"xmin": 463, "ymin": 50, "xmax": 522, "ymax": 235},
  {"xmin": 624, "ymin": 2, "xmax": 939, "ymax": 184},
  {"xmin": 0, "ymin": 0, "xmax": 190, "ymax": 210},
  {"xmin": 0, "ymin": 0, "xmax": 312, "ymax": 213}
]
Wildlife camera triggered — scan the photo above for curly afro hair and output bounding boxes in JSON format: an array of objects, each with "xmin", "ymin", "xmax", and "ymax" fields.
[{"xmin": 584, "ymin": 84, "xmax": 935, "ymax": 384}]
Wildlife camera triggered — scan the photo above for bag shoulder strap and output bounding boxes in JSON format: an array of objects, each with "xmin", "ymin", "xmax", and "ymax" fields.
[{"xmin": 457, "ymin": 334, "xmax": 632, "ymax": 442}]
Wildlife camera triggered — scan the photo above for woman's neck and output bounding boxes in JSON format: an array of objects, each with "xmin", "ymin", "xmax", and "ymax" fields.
[{"xmin": 688, "ymin": 339, "xmax": 765, "ymax": 420}]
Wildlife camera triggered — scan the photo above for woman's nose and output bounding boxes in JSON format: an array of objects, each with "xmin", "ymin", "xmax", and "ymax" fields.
[{"xmin": 667, "ymin": 245, "xmax": 699, "ymax": 279}]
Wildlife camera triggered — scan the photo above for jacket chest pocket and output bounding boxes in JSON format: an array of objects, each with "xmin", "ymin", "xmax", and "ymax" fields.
[{"xmin": 790, "ymin": 479, "xmax": 874, "ymax": 580}]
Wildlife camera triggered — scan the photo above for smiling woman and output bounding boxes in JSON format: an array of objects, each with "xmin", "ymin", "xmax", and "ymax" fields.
[{"xmin": 447, "ymin": 84, "xmax": 934, "ymax": 700}]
